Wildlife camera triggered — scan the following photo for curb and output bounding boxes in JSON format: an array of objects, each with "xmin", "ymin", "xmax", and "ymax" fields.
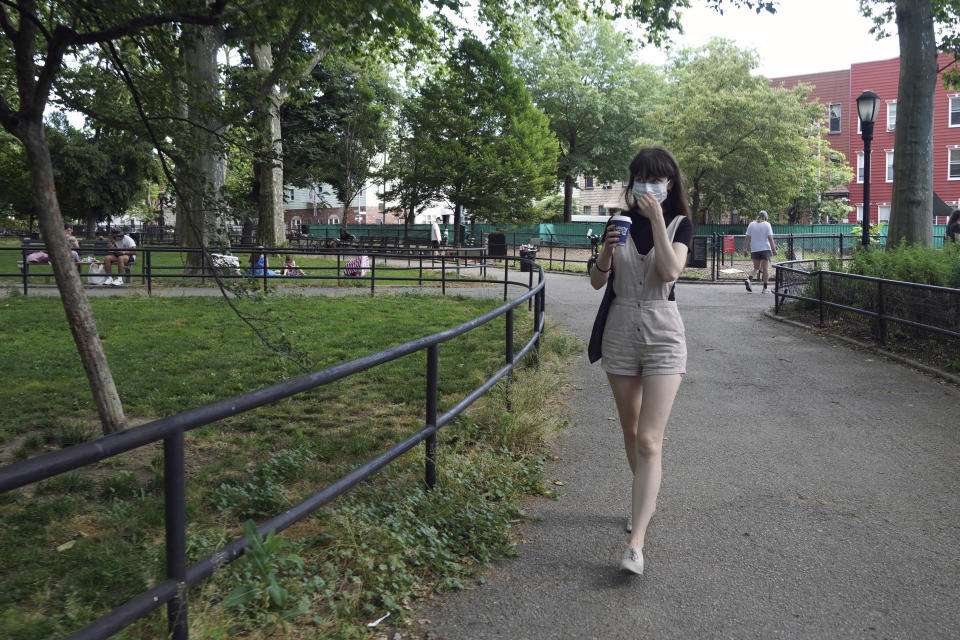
[{"xmin": 763, "ymin": 309, "xmax": 960, "ymax": 386}]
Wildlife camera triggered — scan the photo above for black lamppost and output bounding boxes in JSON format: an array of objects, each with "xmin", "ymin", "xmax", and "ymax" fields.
[{"xmin": 857, "ymin": 90, "xmax": 880, "ymax": 247}]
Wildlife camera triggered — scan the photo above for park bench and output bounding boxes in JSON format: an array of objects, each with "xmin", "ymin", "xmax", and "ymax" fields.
[{"xmin": 18, "ymin": 239, "xmax": 134, "ymax": 284}]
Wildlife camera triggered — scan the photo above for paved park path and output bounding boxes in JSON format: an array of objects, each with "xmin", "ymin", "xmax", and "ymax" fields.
[{"xmin": 414, "ymin": 273, "xmax": 960, "ymax": 640}]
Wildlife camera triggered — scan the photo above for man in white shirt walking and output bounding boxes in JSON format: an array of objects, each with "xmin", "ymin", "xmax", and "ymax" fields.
[{"xmin": 743, "ymin": 210, "xmax": 777, "ymax": 293}]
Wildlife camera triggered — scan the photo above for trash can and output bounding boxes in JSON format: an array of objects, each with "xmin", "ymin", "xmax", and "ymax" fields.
[
  {"xmin": 519, "ymin": 247, "xmax": 537, "ymax": 272},
  {"xmin": 487, "ymin": 232, "xmax": 506, "ymax": 259}
]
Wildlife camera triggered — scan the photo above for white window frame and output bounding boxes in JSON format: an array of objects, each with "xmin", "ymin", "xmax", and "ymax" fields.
[
  {"xmin": 886, "ymin": 101, "xmax": 896, "ymax": 131},
  {"xmin": 583, "ymin": 205, "xmax": 591, "ymax": 215},
  {"xmin": 949, "ymin": 147, "xmax": 960, "ymax": 180},
  {"xmin": 290, "ymin": 217, "xmax": 301, "ymax": 229},
  {"xmin": 828, "ymin": 104, "xmax": 841, "ymax": 134},
  {"xmin": 885, "ymin": 150, "xmax": 894, "ymax": 182},
  {"xmin": 950, "ymin": 96, "xmax": 960, "ymax": 127},
  {"xmin": 857, "ymin": 152, "xmax": 864, "ymax": 183},
  {"xmin": 584, "ymin": 176, "xmax": 594, "ymax": 190},
  {"xmin": 878, "ymin": 204, "xmax": 891, "ymax": 223},
  {"xmin": 598, "ymin": 205, "xmax": 607, "ymax": 216},
  {"xmin": 855, "ymin": 205, "xmax": 863, "ymax": 222},
  {"xmin": 328, "ymin": 216, "xmax": 339, "ymax": 225}
]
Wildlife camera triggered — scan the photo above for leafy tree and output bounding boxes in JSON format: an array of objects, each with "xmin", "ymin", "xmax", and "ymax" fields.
[
  {"xmin": 0, "ymin": 133, "xmax": 33, "ymax": 232},
  {"xmin": 415, "ymin": 38, "xmax": 558, "ymax": 244},
  {"xmin": 650, "ymin": 39, "xmax": 834, "ymax": 223},
  {"xmin": 45, "ymin": 116, "xmax": 157, "ymax": 237},
  {"xmin": 379, "ymin": 93, "xmax": 446, "ymax": 234},
  {"xmin": 514, "ymin": 18, "xmax": 664, "ymax": 221},
  {"xmin": 282, "ymin": 58, "xmax": 396, "ymax": 231},
  {"xmin": 858, "ymin": 0, "xmax": 960, "ymax": 247}
]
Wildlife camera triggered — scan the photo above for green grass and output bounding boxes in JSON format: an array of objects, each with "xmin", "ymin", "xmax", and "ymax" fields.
[{"xmin": 0, "ymin": 292, "xmax": 580, "ymax": 639}]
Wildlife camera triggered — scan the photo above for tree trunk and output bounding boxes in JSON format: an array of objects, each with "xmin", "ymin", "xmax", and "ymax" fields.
[
  {"xmin": 249, "ymin": 42, "xmax": 286, "ymax": 247},
  {"xmin": 21, "ymin": 120, "xmax": 127, "ymax": 434},
  {"xmin": 563, "ymin": 174, "xmax": 574, "ymax": 222},
  {"xmin": 177, "ymin": 22, "xmax": 227, "ymax": 269},
  {"xmin": 888, "ymin": 0, "xmax": 936, "ymax": 248}
]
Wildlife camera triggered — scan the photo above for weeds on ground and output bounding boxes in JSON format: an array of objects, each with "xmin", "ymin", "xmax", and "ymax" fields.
[{"xmin": 0, "ymin": 293, "xmax": 582, "ymax": 639}]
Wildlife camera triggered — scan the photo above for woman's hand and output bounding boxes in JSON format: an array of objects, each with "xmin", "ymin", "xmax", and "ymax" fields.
[
  {"xmin": 600, "ymin": 223, "xmax": 620, "ymax": 255},
  {"xmin": 633, "ymin": 191, "xmax": 663, "ymax": 221}
]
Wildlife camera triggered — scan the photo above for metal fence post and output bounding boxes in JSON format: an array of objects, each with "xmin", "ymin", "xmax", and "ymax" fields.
[
  {"xmin": 505, "ymin": 308, "xmax": 514, "ymax": 412},
  {"xmin": 146, "ymin": 249, "xmax": 153, "ymax": 296},
  {"xmin": 441, "ymin": 253, "xmax": 446, "ymax": 296},
  {"xmin": 503, "ymin": 258, "xmax": 508, "ymax": 302},
  {"xmin": 818, "ymin": 271, "xmax": 825, "ymax": 328},
  {"xmin": 370, "ymin": 257, "xmax": 375, "ymax": 295},
  {"xmin": 876, "ymin": 279, "xmax": 886, "ymax": 345},
  {"xmin": 164, "ymin": 430, "xmax": 187, "ymax": 640},
  {"xmin": 425, "ymin": 344, "xmax": 438, "ymax": 489}
]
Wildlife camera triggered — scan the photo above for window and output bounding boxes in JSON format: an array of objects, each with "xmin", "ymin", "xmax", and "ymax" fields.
[
  {"xmin": 286, "ymin": 188, "xmax": 296, "ymax": 201},
  {"xmin": 584, "ymin": 176, "xmax": 594, "ymax": 189},
  {"xmin": 328, "ymin": 216, "xmax": 339, "ymax": 225},
  {"xmin": 829, "ymin": 104, "xmax": 841, "ymax": 133},
  {"xmin": 598, "ymin": 205, "xmax": 607, "ymax": 216},
  {"xmin": 857, "ymin": 152, "xmax": 864, "ymax": 183},
  {"xmin": 886, "ymin": 151, "xmax": 894, "ymax": 182},
  {"xmin": 886, "ymin": 101, "xmax": 897, "ymax": 131},
  {"xmin": 583, "ymin": 206, "xmax": 591, "ymax": 215},
  {"xmin": 951, "ymin": 96, "xmax": 960, "ymax": 127},
  {"xmin": 855, "ymin": 205, "xmax": 863, "ymax": 222},
  {"xmin": 290, "ymin": 217, "xmax": 301, "ymax": 229},
  {"xmin": 949, "ymin": 147, "xmax": 960, "ymax": 180},
  {"xmin": 878, "ymin": 205, "xmax": 891, "ymax": 223}
]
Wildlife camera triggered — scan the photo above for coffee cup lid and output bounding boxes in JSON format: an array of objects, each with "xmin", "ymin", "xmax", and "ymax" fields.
[{"xmin": 610, "ymin": 215, "xmax": 631, "ymax": 223}]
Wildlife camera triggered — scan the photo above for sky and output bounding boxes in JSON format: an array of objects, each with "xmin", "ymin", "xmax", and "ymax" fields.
[{"xmin": 633, "ymin": 0, "xmax": 901, "ymax": 78}]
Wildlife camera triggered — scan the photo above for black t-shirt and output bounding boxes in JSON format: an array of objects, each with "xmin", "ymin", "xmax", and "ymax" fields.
[
  {"xmin": 947, "ymin": 221, "xmax": 960, "ymax": 242},
  {"xmin": 624, "ymin": 210, "xmax": 693, "ymax": 255}
]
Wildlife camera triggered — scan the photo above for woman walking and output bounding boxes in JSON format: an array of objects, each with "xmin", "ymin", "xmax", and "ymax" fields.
[{"xmin": 587, "ymin": 146, "xmax": 693, "ymax": 575}]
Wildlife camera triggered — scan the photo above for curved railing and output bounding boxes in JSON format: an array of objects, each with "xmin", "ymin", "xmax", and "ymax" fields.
[{"xmin": 0, "ymin": 264, "xmax": 546, "ymax": 640}]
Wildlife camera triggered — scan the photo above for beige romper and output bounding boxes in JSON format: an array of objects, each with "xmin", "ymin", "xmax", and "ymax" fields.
[{"xmin": 600, "ymin": 215, "xmax": 687, "ymax": 377}]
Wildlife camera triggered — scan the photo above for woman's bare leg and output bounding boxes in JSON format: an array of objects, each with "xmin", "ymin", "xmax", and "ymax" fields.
[
  {"xmin": 626, "ymin": 373, "xmax": 682, "ymax": 550},
  {"xmin": 607, "ymin": 372, "xmax": 643, "ymax": 474}
]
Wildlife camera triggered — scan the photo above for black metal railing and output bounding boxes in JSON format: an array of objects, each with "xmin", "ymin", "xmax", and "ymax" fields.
[
  {"xmin": 0, "ymin": 265, "xmax": 546, "ymax": 640},
  {"xmin": 773, "ymin": 259, "xmax": 960, "ymax": 356},
  {"xmin": 1, "ymin": 245, "xmax": 499, "ymax": 296}
]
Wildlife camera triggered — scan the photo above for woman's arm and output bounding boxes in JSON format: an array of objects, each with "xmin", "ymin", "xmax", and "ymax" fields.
[
  {"xmin": 589, "ymin": 223, "xmax": 620, "ymax": 290},
  {"xmin": 637, "ymin": 194, "xmax": 687, "ymax": 282}
]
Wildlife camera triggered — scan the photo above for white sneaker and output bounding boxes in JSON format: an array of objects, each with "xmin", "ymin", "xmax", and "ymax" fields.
[
  {"xmin": 113, "ymin": 278, "xmax": 125, "ymax": 286},
  {"xmin": 102, "ymin": 277, "xmax": 115, "ymax": 286},
  {"xmin": 620, "ymin": 547, "xmax": 644, "ymax": 574}
]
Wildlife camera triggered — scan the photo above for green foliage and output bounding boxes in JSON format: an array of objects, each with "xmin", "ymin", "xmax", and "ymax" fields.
[
  {"xmin": 843, "ymin": 240, "xmax": 960, "ymax": 288},
  {"xmin": 514, "ymin": 17, "xmax": 664, "ymax": 220},
  {"xmin": 222, "ymin": 520, "xmax": 311, "ymax": 632},
  {"xmin": 651, "ymin": 38, "xmax": 844, "ymax": 223},
  {"xmin": 214, "ymin": 448, "xmax": 315, "ymax": 518},
  {"xmin": 282, "ymin": 57, "xmax": 397, "ymax": 229},
  {"xmin": 412, "ymin": 37, "xmax": 558, "ymax": 231}
]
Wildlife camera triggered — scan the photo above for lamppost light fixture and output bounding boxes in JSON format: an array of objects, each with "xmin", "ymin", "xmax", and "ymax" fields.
[
  {"xmin": 857, "ymin": 90, "xmax": 880, "ymax": 124},
  {"xmin": 857, "ymin": 89, "xmax": 880, "ymax": 247}
]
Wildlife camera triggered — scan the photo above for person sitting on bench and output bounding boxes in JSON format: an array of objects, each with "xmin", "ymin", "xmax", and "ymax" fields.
[{"xmin": 103, "ymin": 230, "xmax": 136, "ymax": 286}]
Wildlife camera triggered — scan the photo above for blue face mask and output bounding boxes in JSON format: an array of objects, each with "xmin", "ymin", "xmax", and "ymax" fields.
[{"xmin": 632, "ymin": 181, "xmax": 668, "ymax": 204}]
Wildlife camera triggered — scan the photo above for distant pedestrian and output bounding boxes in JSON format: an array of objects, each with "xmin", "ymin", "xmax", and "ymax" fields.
[
  {"xmin": 743, "ymin": 210, "xmax": 777, "ymax": 293},
  {"xmin": 587, "ymin": 145, "xmax": 693, "ymax": 575},
  {"xmin": 946, "ymin": 209, "xmax": 960, "ymax": 243},
  {"xmin": 431, "ymin": 217, "xmax": 442, "ymax": 249}
]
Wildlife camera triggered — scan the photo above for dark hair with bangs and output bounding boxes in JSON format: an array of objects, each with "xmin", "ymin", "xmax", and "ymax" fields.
[{"xmin": 624, "ymin": 146, "xmax": 693, "ymax": 230}]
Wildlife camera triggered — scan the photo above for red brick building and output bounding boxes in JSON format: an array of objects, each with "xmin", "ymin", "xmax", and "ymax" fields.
[{"xmin": 772, "ymin": 54, "xmax": 960, "ymax": 225}]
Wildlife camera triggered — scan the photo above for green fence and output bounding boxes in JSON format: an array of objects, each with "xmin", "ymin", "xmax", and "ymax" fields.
[{"xmin": 302, "ymin": 222, "xmax": 951, "ymax": 248}]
